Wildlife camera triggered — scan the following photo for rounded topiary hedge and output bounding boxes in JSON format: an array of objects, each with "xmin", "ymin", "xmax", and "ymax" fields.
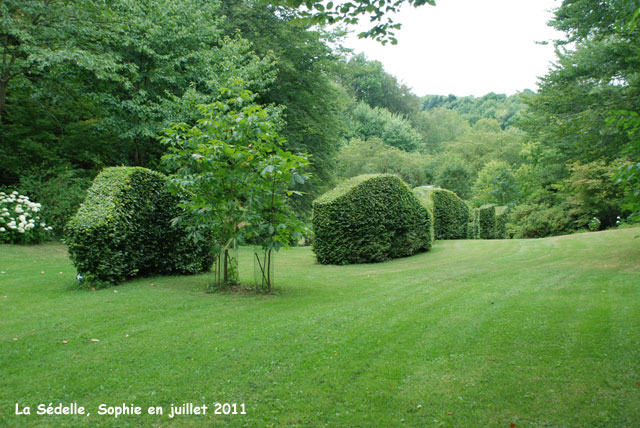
[
  {"xmin": 65, "ymin": 167, "xmax": 212, "ymax": 287},
  {"xmin": 413, "ymin": 186, "xmax": 469, "ymax": 240},
  {"xmin": 312, "ymin": 174, "xmax": 432, "ymax": 265}
]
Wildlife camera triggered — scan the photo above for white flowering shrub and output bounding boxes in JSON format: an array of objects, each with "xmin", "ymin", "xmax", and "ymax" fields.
[{"xmin": 0, "ymin": 191, "xmax": 53, "ymax": 244}]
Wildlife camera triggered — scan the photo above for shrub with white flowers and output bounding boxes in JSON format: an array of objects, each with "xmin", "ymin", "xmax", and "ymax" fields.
[
  {"xmin": 0, "ymin": 191, "xmax": 52, "ymax": 244},
  {"xmin": 588, "ymin": 217, "xmax": 601, "ymax": 232}
]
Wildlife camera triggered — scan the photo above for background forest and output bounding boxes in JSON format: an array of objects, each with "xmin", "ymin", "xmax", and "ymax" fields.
[{"xmin": 1, "ymin": 0, "xmax": 639, "ymax": 240}]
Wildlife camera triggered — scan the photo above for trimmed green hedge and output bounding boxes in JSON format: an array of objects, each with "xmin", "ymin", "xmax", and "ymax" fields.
[
  {"xmin": 413, "ymin": 186, "xmax": 469, "ymax": 240},
  {"xmin": 478, "ymin": 204, "xmax": 497, "ymax": 239},
  {"xmin": 65, "ymin": 167, "xmax": 211, "ymax": 287},
  {"xmin": 495, "ymin": 206, "xmax": 510, "ymax": 239},
  {"xmin": 467, "ymin": 207, "xmax": 480, "ymax": 239},
  {"xmin": 313, "ymin": 174, "xmax": 432, "ymax": 264}
]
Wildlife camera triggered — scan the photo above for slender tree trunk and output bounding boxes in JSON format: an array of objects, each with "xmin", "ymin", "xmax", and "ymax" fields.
[
  {"xmin": 223, "ymin": 249, "xmax": 229, "ymax": 285},
  {"xmin": 266, "ymin": 249, "xmax": 272, "ymax": 292}
]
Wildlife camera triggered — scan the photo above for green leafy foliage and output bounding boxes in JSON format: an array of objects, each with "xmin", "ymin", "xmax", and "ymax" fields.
[
  {"xmin": 336, "ymin": 137, "xmax": 431, "ymax": 188},
  {"xmin": 65, "ymin": 167, "xmax": 212, "ymax": 288},
  {"xmin": 561, "ymin": 160, "xmax": 624, "ymax": 228},
  {"xmin": 473, "ymin": 160, "xmax": 520, "ymax": 206},
  {"xmin": 268, "ymin": 0, "xmax": 436, "ymax": 45},
  {"xmin": 507, "ymin": 203, "xmax": 575, "ymax": 239},
  {"xmin": 412, "ymin": 107, "xmax": 471, "ymax": 153},
  {"xmin": 422, "ymin": 92, "xmax": 528, "ymax": 128},
  {"xmin": 413, "ymin": 186, "xmax": 469, "ymax": 240},
  {"xmin": 338, "ymin": 54, "xmax": 422, "ymax": 117},
  {"xmin": 439, "ymin": 120, "xmax": 525, "ymax": 176},
  {"xmin": 220, "ymin": 1, "xmax": 346, "ymax": 211},
  {"xmin": 0, "ymin": 0, "xmax": 274, "ymax": 188},
  {"xmin": 478, "ymin": 205, "xmax": 497, "ymax": 239},
  {"xmin": 608, "ymin": 110, "xmax": 640, "ymax": 220},
  {"xmin": 433, "ymin": 155, "xmax": 473, "ymax": 200},
  {"xmin": 350, "ymin": 102, "xmax": 422, "ymax": 152},
  {"xmin": 313, "ymin": 174, "xmax": 432, "ymax": 264},
  {"xmin": 517, "ymin": 0, "xmax": 640, "ymax": 185},
  {"xmin": 162, "ymin": 82, "xmax": 309, "ymax": 291},
  {"xmin": 16, "ymin": 168, "xmax": 93, "ymax": 236}
]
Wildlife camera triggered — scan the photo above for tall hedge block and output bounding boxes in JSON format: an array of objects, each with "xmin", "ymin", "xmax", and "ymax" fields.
[
  {"xmin": 65, "ymin": 167, "xmax": 212, "ymax": 287},
  {"xmin": 413, "ymin": 186, "xmax": 469, "ymax": 240},
  {"xmin": 467, "ymin": 207, "xmax": 480, "ymax": 239},
  {"xmin": 478, "ymin": 205, "xmax": 497, "ymax": 239},
  {"xmin": 312, "ymin": 174, "xmax": 432, "ymax": 265},
  {"xmin": 495, "ymin": 206, "xmax": 510, "ymax": 239}
]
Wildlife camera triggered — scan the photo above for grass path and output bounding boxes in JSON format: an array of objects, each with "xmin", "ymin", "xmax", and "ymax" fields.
[{"xmin": 1, "ymin": 229, "xmax": 639, "ymax": 427}]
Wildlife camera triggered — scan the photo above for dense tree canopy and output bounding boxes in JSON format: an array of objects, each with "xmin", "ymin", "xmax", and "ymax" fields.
[
  {"xmin": 338, "ymin": 54, "xmax": 422, "ymax": 117},
  {"xmin": 1, "ymin": 0, "xmax": 638, "ymax": 242}
]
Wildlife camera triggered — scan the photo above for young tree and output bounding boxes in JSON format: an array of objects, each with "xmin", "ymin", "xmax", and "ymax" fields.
[
  {"xmin": 162, "ymin": 81, "xmax": 308, "ymax": 291},
  {"xmin": 433, "ymin": 155, "xmax": 472, "ymax": 200},
  {"xmin": 252, "ymin": 148, "xmax": 310, "ymax": 292},
  {"xmin": 473, "ymin": 160, "xmax": 520, "ymax": 206}
]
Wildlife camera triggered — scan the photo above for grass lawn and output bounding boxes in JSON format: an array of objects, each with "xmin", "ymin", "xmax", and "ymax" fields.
[{"xmin": 1, "ymin": 228, "xmax": 640, "ymax": 427}]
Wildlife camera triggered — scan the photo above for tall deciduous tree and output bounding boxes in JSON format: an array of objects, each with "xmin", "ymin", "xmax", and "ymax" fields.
[
  {"xmin": 0, "ymin": 0, "xmax": 122, "ymax": 121},
  {"xmin": 0, "ymin": 0, "xmax": 274, "ymax": 182},
  {"xmin": 516, "ymin": 0, "xmax": 640, "ymax": 221},
  {"xmin": 473, "ymin": 160, "xmax": 520, "ymax": 206},
  {"xmin": 338, "ymin": 53, "xmax": 422, "ymax": 117},
  {"xmin": 221, "ymin": 0, "xmax": 346, "ymax": 210}
]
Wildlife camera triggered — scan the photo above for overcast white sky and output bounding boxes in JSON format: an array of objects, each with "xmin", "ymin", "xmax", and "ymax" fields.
[{"xmin": 339, "ymin": 0, "xmax": 564, "ymax": 97}]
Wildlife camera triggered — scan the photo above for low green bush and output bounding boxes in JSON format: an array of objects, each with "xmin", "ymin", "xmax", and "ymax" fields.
[
  {"xmin": 17, "ymin": 168, "xmax": 93, "ymax": 236},
  {"xmin": 413, "ymin": 186, "xmax": 469, "ymax": 239},
  {"xmin": 65, "ymin": 167, "xmax": 212, "ymax": 287},
  {"xmin": 506, "ymin": 203, "xmax": 575, "ymax": 238},
  {"xmin": 478, "ymin": 205, "xmax": 497, "ymax": 239},
  {"xmin": 313, "ymin": 174, "xmax": 432, "ymax": 264}
]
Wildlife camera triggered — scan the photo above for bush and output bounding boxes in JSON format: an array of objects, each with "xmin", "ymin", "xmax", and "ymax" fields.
[
  {"xmin": 312, "ymin": 174, "xmax": 432, "ymax": 264},
  {"xmin": 478, "ymin": 205, "xmax": 497, "ymax": 239},
  {"xmin": 506, "ymin": 203, "xmax": 575, "ymax": 238},
  {"xmin": 495, "ymin": 206, "xmax": 510, "ymax": 239},
  {"xmin": 0, "ymin": 191, "xmax": 53, "ymax": 244},
  {"xmin": 17, "ymin": 168, "xmax": 93, "ymax": 236},
  {"xmin": 65, "ymin": 167, "xmax": 212, "ymax": 287},
  {"xmin": 413, "ymin": 186, "xmax": 469, "ymax": 239}
]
